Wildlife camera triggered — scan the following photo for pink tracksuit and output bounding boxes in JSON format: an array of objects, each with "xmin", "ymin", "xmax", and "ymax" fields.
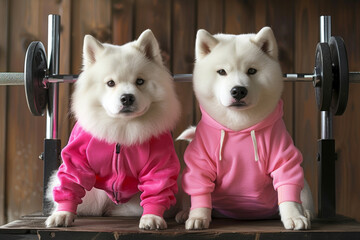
[
  {"xmin": 53, "ymin": 123, "xmax": 180, "ymax": 217},
  {"xmin": 182, "ymin": 100, "xmax": 304, "ymax": 219}
]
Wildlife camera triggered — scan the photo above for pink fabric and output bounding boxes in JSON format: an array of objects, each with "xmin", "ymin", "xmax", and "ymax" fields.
[
  {"xmin": 53, "ymin": 122, "xmax": 180, "ymax": 217},
  {"xmin": 182, "ymin": 100, "xmax": 304, "ymax": 219}
]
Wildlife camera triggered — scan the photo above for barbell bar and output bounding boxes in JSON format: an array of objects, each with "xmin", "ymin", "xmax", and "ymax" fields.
[
  {"xmin": 175, "ymin": 73, "xmax": 360, "ymax": 83},
  {"xmin": 0, "ymin": 73, "xmax": 78, "ymax": 86},
  {"xmin": 4, "ymin": 71, "xmax": 360, "ymax": 86},
  {"xmin": 2, "ymin": 68, "xmax": 360, "ymax": 116},
  {"xmin": 0, "ymin": 73, "xmax": 24, "ymax": 85},
  {"xmin": 0, "ymin": 69, "xmax": 358, "ymax": 87},
  {"xmin": 1, "ymin": 35, "xmax": 360, "ymax": 116},
  {"xmin": 1, "ymin": 72, "xmax": 357, "ymax": 85}
]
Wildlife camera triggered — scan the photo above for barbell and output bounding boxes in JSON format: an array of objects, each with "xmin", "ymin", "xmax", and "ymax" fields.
[
  {"xmin": 0, "ymin": 34, "xmax": 360, "ymax": 116},
  {"xmin": 0, "ymin": 41, "xmax": 77, "ymax": 116},
  {"xmin": 177, "ymin": 36, "xmax": 359, "ymax": 116}
]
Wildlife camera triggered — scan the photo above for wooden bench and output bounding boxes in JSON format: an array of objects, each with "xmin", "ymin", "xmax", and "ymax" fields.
[{"xmin": 1, "ymin": 215, "xmax": 360, "ymax": 240}]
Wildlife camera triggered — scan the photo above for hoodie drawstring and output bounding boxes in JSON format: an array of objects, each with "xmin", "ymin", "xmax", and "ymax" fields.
[
  {"xmin": 219, "ymin": 129, "xmax": 259, "ymax": 162},
  {"xmin": 251, "ymin": 130, "xmax": 259, "ymax": 162},
  {"xmin": 219, "ymin": 129, "xmax": 225, "ymax": 161}
]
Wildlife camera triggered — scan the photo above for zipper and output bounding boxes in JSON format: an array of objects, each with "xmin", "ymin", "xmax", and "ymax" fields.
[{"xmin": 112, "ymin": 143, "xmax": 121, "ymax": 204}]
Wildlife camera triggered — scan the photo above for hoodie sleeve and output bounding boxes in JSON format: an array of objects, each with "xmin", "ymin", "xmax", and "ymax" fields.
[
  {"xmin": 138, "ymin": 132, "xmax": 180, "ymax": 217},
  {"xmin": 266, "ymin": 118, "xmax": 304, "ymax": 205},
  {"xmin": 53, "ymin": 123, "xmax": 96, "ymax": 214},
  {"xmin": 182, "ymin": 125, "xmax": 217, "ymax": 210}
]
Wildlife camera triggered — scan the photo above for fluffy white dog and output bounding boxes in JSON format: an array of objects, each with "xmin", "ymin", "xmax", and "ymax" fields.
[
  {"xmin": 177, "ymin": 27, "xmax": 313, "ymax": 230},
  {"xmin": 45, "ymin": 30, "xmax": 181, "ymax": 230}
]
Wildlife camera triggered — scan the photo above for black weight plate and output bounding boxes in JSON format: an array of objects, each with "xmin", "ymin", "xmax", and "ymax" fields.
[
  {"xmin": 314, "ymin": 43, "xmax": 333, "ymax": 111},
  {"xmin": 329, "ymin": 36, "xmax": 349, "ymax": 116},
  {"xmin": 24, "ymin": 41, "xmax": 48, "ymax": 116}
]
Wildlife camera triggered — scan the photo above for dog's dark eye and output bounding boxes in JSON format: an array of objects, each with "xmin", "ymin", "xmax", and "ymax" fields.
[
  {"xmin": 217, "ymin": 69, "xmax": 227, "ymax": 76},
  {"xmin": 136, "ymin": 78, "xmax": 145, "ymax": 86},
  {"xmin": 107, "ymin": 80, "xmax": 115, "ymax": 87},
  {"xmin": 247, "ymin": 68, "xmax": 257, "ymax": 75}
]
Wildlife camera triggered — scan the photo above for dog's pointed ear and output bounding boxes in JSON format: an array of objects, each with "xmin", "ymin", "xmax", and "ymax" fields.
[
  {"xmin": 196, "ymin": 29, "xmax": 219, "ymax": 60},
  {"xmin": 136, "ymin": 29, "xmax": 162, "ymax": 65},
  {"xmin": 251, "ymin": 27, "xmax": 278, "ymax": 59},
  {"xmin": 83, "ymin": 35, "xmax": 104, "ymax": 69}
]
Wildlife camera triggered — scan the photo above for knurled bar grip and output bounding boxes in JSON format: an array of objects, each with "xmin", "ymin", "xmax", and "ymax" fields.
[{"xmin": 0, "ymin": 72, "xmax": 24, "ymax": 85}]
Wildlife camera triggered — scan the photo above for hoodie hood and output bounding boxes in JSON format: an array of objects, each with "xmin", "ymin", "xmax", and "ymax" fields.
[{"xmin": 200, "ymin": 100, "xmax": 284, "ymax": 133}]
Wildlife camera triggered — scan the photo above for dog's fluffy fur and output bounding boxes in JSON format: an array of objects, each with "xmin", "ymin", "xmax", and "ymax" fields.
[
  {"xmin": 45, "ymin": 30, "xmax": 181, "ymax": 229},
  {"xmin": 177, "ymin": 27, "xmax": 313, "ymax": 230},
  {"xmin": 193, "ymin": 28, "xmax": 283, "ymax": 131},
  {"xmin": 73, "ymin": 30, "xmax": 180, "ymax": 146}
]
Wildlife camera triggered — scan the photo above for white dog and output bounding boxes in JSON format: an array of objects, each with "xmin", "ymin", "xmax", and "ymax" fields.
[
  {"xmin": 177, "ymin": 27, "xmax": 313, "ymax": 230},
  {"xmin": 45, "ymin": 30, "xmax": 181, "ymax": 230}
]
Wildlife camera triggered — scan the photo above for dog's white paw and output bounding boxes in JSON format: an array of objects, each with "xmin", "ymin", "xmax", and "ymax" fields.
[
  {"xmin": 139, "ymin": 214, "xmax": 167, "ymax": 230},
  {"xmin": 185, "ymin": 208, "xmax": 211, "ymax": 230},
  {"xmin": 279, "ymin": 201, "xmax": 311, "ymax": 230},
  {"xmin": 45, "ymin": 211, "xmax": 76, "ymax": 227},
  {"xmin": 175, "ymin": 209, "xmax": 189, "ymax": 223}
]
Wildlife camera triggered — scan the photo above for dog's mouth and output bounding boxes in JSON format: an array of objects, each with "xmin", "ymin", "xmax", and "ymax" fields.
[
  {"xmin": 120, "ymin": 107, "xmax": 135, "ymax": 113},
  {"xmin": 230, "ymin": 101, "xmax": 247, "ymax": 108},
  {"xmin": 119, "ymin": 105, "xmax": 149, "ymax": 118}
]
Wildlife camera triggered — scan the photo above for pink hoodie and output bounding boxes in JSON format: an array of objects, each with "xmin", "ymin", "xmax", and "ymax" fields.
[
  {"xmin": 53, "ymin": 123, "xmax": 180, "ymax": 217},
  {"xmin": 182, "ymin": 100, "xmax": 304, "ymax": 219}
]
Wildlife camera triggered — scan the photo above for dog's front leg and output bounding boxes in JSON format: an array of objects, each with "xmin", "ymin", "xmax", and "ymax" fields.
[
  {"xmin": 139, "ymin": 214, "xmax": 167, "ymax": 230},
  {"xmin": 185, "ymin": 207, "xmax": 212, "ymax": 230},
  {"xmin": 279, "ymin": 201, "xmax": 311, "ymax": 230},
  {"xmin": 45, "ymin": 211, "xmax": 76, "ymax": 227}
]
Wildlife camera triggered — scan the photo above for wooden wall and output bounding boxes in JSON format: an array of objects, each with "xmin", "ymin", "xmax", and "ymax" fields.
[{"xmin": 0, "ymin": 0, "xmax": 359, "ymax": 224}]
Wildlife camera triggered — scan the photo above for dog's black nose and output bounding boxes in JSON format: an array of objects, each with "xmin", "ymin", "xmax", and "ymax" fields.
[
  {"xmin": 230, "ymin": 86, "xmax": 248, "ymax": 100},
  {"xmin": 120, "ymin": 94, "xmax": 135, "ymax": 106}
]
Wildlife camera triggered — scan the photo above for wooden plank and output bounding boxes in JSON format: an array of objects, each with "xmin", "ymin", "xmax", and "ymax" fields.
[
  {"xmin": 172, "ymin": 0, "xmax": 196, "ymax": 169},
  {"xmin": 112, "ymin": 0, "xmax": 134, "ymax": 45},
  {"xmin": 254, "ymin": 0, "xmax": 266, "ymax": 31},
  {"xmin": 0, "ymin": 233, "xmax": 38, "ymax": 240},
  {"xmin": 224, "ymin": 0, "xmax": 256, "ymax": 34},
  {"xmin": 2, "ymin": 216, "xmax": 360, "ymax": 232},
  {"xmin": 36, "ymin": 231, "xmax": 360, "ymax": 240},
  {"xmin": 266, "ymin": 0, "xmax": 295, "ymax": 137},
  {"xmin": 135, "ymin": 0, "xmax": 171, "ymax": 69},
  {"xmin": 6, "ymin": 0, "xmax": 45, "ymax": 222},
  {"xmin": 197, "ymin": 0, "xmax": 224, "ymax": 34},
  {"xmin": 172, "ymin": 0, "xmax": 195, "ymax": 75},
  {"xmin": 0, "ymin": 0, "xmax": 9, "ymax": 226},
  {"xmin": 2, "ymin": 217, "xmax": 360, "ymax": 240},
  {"xmin": 294, "ymin": 0, "xmax": 320, "ymax": 213},
  {"xmin": 71, "ymin": 0, "xmax": 112, "ymax": 75}
]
